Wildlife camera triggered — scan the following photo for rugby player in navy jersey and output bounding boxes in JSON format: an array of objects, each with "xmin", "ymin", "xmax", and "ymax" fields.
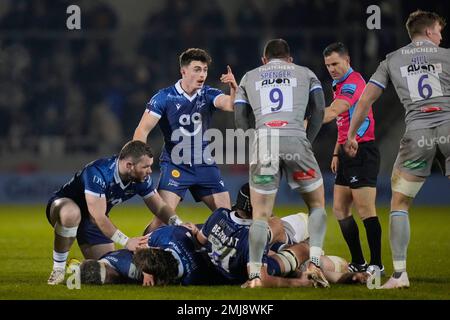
[
  {"xmin": 46, "ymin": 141, "xmax": 182, "ymax": 285},
  {"xmin": 133, "ymin": 48, "xmax": 238, "ymax": 230},
  {"xmin": 185, "ymin": 184, "xmax": 368, "ymax": 288}
]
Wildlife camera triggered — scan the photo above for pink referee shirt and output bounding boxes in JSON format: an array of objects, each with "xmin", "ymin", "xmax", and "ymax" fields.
[{"xmin": 332, "ymin": 67, "xmax": 375, "ymax": 144}]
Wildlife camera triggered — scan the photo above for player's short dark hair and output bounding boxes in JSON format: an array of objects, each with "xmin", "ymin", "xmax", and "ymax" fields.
[
  {"xmin": 323, "ymin": 42, "xmax": 349, "ymax": 57},
  {"xmin": 406, "ymin": 10, "xmax": 446, "ymax": 40},
  {"xmin": 263, "ymin": 39, "xmax": 291, "ymax": 60},
  {"xmin": 80, "ymin": 260, "xmax": 102, "ymax": 285},
  {"xmin": 119, "ymin": 140, "xmax": 153, "ymax": 162},
  {"xmin": 232, "ymin": 183, "xmax": 252, "ymax": 218},
  {"xmin": 179, "ymin": 48, "xmax": 212, "ymax": 67},
  {"xmin": 133, "ymin": 248, "xmax": 179, "ymax": 285}
]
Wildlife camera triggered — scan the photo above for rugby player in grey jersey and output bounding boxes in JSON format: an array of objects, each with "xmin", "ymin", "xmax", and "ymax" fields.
[
  {"xmin": 234, "ymin": 39, "xmax": 328, "ymax": 288},
  {"xmin": 345, "ymin": 10, "xmax": 449, "ymax": 289}
]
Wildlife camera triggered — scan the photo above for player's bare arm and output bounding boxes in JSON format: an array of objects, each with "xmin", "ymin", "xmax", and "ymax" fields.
[
  {"xmin": 143, "ymin": 191, "xmax": 181, "ymax": 225},
  {"xmin": 85, "ymin": 193, "xmax": 147, "ymax": 251},
  {"xmin": 215, "ymin": 65, "xmax": 238, "ymax": 112},
  {"xmin": 133, "ymin": 112, "xmax": 160, "ymax": 143},
  {"xmin": 345, "ymin": 83, "xmax": 383, "ymax": 157},
  {"xmin": 323, "ymin": 99, "xmax": 351, "ymax": 123}
]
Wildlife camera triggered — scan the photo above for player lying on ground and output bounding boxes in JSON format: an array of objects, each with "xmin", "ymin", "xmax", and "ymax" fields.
[
  {"xmin": 46, "ymin": 141, "xmax": 182, "ymax": 285},
  {"xmin": 186, "ymin": 183, "xmax": 368, "ymax": 288}
]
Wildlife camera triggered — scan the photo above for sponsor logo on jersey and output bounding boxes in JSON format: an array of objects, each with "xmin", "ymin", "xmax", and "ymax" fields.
[
  {"xmin": 168, "ymin": 179, "xmax": 180, "ymax": 187},
  {"xmin": 264, "ymin": 120, "xmax": 288, "ymax": 128},
  {"xmin": 171, "ymin": 169, "xmax": 181, "ymax": 178},
  {"xmin": 176, "ymin": 103, "xmax": 181, "ymax": 110},
  {"xmin": 420, "ymin": 106, "xmax": 441, "ymax": 113},
  {"xmin": 293, "ymin": 169, "xmax": 316, "ymax": 181},
  {"xmin": 340, "ymin": 83, "xmax": 356, "ymax": 98}
]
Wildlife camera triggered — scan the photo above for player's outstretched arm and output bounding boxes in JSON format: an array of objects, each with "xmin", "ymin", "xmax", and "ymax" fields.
[
  {"xmin": 345, "ymin": 83, "xmax": 382, "ymax": 157},
  {"xmin": 323, "ymin": 99, "xmax": 351, "ymax": 123},
  {"xmin": 143, "ymin": 192, "xmax": 182, "ymax": 225},
  {"xmin": 133, "ymin": 112, "xmax": 160, "ymax": 143},
  {"xmin": 215, "ymin": 65, "xmax": 238, "ymax": 112},
  {"xmin": 248, "ymin": 265, "xmax": 314, "ymax": 288}
]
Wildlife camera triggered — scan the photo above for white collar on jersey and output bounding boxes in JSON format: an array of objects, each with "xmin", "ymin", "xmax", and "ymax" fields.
[
  {"xmin": 114, "ymin": 159, "xmax": 131, "ymax": 190},
  {"xmin": 175, "ymin": 80, "xmax": 202, "ymax": 102},
  {"xmin": 229, "ymin": 210, "xmax": 252, "ymax": 226},
  {"xmin": 267, "ymin": 59, "xmax": 286, "ymax": 64},
  {"xmin": 166, "ymin": 248, "xmax": 184, "ymax": 279}
]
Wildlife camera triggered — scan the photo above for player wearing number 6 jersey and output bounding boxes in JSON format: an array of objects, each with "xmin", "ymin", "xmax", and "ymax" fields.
[
  {"xmin": 234, "ymin": 39, "xmax": 328, "ymax": 288},
  {"xmin": 345, "ymin": 10, "xmax": 450, "ymax": 289}
]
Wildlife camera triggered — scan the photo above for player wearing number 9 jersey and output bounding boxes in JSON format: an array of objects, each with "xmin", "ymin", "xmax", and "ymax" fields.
[
  {"xmin": 345, "ymin": 10, "xmax": 449, "ymax": 289},
  {"xmin": 234, "ymin": 39, "xmax": 329, "ymax": 288}
]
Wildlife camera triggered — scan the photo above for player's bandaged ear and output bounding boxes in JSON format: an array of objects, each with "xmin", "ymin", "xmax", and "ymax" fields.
[
  {"xmin": 391, "ymin": 172, "xmax": 424, "ymax": 198},
  {"xmin": 275, "ymin": 249, "xmax": 299, "ymax": 276},
  {"xmin": 54, "ymin": 222, "xmax": 78, "ymax": 237}
]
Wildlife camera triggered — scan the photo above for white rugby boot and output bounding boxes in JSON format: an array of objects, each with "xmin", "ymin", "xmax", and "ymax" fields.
[
  {"xmin": 47, "ymin": 267, "xmax": 65, "ymax": 285},
  {"xmin": 380, "ymin": 272, "xmax": 410, "ymax": 289}
]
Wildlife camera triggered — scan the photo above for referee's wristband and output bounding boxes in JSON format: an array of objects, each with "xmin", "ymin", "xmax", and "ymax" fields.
[
  {"xmin": 111, "ymin": 229, "xmax": 129, "ymax": 247},
  {"xmin": 332, "ymin": 154, "xmax": 339, "ymax": 157}
]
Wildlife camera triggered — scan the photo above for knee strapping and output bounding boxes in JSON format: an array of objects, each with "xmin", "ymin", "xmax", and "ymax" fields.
[
  {"xmin": 275, "ymin": 249, "xmax": 299, "ymax": 275},
  {"xmin": 55, "ymin": 222, "xmax": 78, "ymax": 237},
  {"xmin": 391, "ymin": 172, "xmax": 424, "ymax": 198}
]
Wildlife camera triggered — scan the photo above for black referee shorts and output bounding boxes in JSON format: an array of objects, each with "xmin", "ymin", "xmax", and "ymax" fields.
[{"xmin": 335, "ymin": 141, "xmax": 380, "ymax": 189}]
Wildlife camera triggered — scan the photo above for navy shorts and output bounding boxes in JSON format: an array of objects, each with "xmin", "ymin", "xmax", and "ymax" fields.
[
  {"xmin": 46, "ymin": 196, "xmax": 113, "ymax": 246},
  {"xmin": 157, "ymin": 161, "xmax": 227, "ymax": 201}
]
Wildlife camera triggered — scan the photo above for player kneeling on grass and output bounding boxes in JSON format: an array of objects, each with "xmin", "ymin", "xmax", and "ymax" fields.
[{"xmin": 46, "ymin": 140, "xmax": 183, "ymax": 285}]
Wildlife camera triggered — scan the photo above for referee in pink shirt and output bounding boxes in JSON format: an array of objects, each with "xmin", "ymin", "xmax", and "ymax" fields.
[{"xmin": 322, "ymin": 42, "xmax": 383, "ymax": 275}]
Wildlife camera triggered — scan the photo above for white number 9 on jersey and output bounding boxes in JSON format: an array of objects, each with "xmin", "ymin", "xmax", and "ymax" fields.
[{"xmin": 256, "ymin": 78, "xmax": 297, "ymax": 115}]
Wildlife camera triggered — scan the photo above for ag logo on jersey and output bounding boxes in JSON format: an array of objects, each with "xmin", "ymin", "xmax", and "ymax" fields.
[{"xmin": 179, "ymin": 112, "xmax": 202, "ymax": 136}]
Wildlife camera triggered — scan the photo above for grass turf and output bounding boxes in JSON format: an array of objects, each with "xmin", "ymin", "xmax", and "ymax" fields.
[{"xmin": 0, "ymin": 205, "xmax": 449, "ymax": 300}]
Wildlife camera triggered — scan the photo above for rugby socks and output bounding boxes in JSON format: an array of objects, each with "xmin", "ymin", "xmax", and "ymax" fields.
[
  {"xmin": 248, "ymin": 219, "xmax": 269, "ymax": 279},
  {"xmin": 390, "ymin": 210, "xmax": 410, "ymax": 275},
  {"xmin": 363, "ymin": 216, "xmax": 383, "ymax": 268},
  {"xmin": 53, "ymin": 250, "xmax": 69, "ymax": 270},
  {"xmin": 338, "ymin": 216, "xmax": 365, "ymax": 265},
  {"xmin": 308, "ymin": 207, "xmax": 327, "ymax": 266}
]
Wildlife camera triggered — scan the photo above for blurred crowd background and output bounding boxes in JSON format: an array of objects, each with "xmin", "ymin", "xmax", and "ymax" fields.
[{"xmin": 0, "ymin": 0, "xmax": 448, "ymax": 175}]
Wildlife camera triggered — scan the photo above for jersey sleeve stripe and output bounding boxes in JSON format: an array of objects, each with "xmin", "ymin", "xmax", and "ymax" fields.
[
  {"xmin": 84, "ymin": 190, "xmax": 105, "ymax": 198},
  {"xmin": 142, "ymin": 190, "xmax": 156, "ymax": 199},
  {"xmin": 310, "ymin": 85, "xmax": 323, "ymax": 92},
  {"xmin": 147, "ymin": 111, "xmax": 162, "ymax": 119},
  {"xmin": 213, "ymin": 93, "xmax": 226, "ymax": 107},
  {"xmin": 368, "ymin": 79, "xmax": 386, "ymax": 89},
  {"xmin": 234, "ymin": 99, "xmax": 249, "ymax": 105}
]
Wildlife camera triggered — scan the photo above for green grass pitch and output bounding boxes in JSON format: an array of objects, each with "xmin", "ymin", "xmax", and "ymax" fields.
[{"xmin": 0, "ymin": 205, "xmax": 449, "ymax": 300}]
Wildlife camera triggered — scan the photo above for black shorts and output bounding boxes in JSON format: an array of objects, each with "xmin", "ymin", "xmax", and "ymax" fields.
[{"xmin": 335, "ymin": 141, "xmax": 380, "ymax": 189}]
